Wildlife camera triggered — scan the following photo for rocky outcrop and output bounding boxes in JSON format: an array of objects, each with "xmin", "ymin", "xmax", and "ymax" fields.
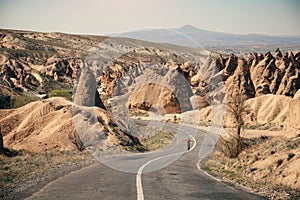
[
  {"xmin": 225, "ymin": 57, "xmax": 255, "ymax": 98},
  {"xmin": 73, "ymin": 66, "xmax": 106, "ymax": 109},
  {"xmin": 98, "ymin": 48, "xmax": 188, "ymax": 98},
  {"xmin": 0, "ymin": 55, "xmax": 83, "ymax": 93},
  {"xmin": 190, "ymin": 95, "xmax": 209, "ymax": 110},
  {"xmin": 128, "ymin": 67, "xmax": 193, "ymax": 114},
  {"xmin": 191, "ymin": 49, "xmax": 300, "ymax": 102},
  {"xmin": 249, "ymin": 50, "xmax": 300, "ymax": 97},
  {"xmin": 276, "ymin": 63, "xmax": 300, "ymax": 96},
  {"xmin": 223, "ymin": 54, "xmax": 238, "ymax": 77},
  {"xmin": 0, "ymin": 29, "xmax": 107, "ymax": 96},
  {"xmin": 128, "ymin": 83, "xmax": 181, "ymax": 114}
]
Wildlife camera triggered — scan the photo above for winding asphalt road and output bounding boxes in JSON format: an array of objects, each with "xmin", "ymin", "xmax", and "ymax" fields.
[{"xmin": 26, "ymin": 121, "xmax": 264, "ymax": 200}]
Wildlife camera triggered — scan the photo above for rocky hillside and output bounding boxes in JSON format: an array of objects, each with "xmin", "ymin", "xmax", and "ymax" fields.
[
  {"xmin": 0, "ymin": 29, "xmax": 107, "ymax": 97},
  {"xmin": 190, "ymin": 48, "xmax": 300, "ymax": 99},
  {"xmin": 0, "ymin": 97, "xmax": 142, "ymax": 153},
  {"xmin": 1, "ymin": 29, "xmax": 300, "ymax": 152},
  {"xmin": 0, "ymin": 29, "xmax": 199, "ymax": 101},
  {"xmin": 0, "ymin": 29, "xmax": 197, "ymax": 152},
  {"xmin": 1, "ymin": 29, "xmax": 299, "ymax": 102}
]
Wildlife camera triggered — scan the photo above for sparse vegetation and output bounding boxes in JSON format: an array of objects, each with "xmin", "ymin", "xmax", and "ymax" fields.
[
  {"xmin": 271, "ymin": 150, "xmax": 276, "ymax": 155},
  {"xmin": 129, "ymin": 109, "xmax": 150, "ymax": 118},
  {"xmin": 11, "ymin": 94, "xmax": 39, "ymax": 108},
  {"xmin": 246, "ymin": 123, "xmax": 284, "ymax": 131},
  {"xmin": 287, "ymin": 141, "xmax": 298, "ymax": 149},
  {"xmin": 0, "ymin": 149, "xmax": 94, "ymax": 200},
  {"xmin": 250, "ymin": 167, "xmax": 258, "ymax": 172},
  {"xmin": 41, "ymin": 75, "xmax": 73, "ymax": 94},
  {"xmin": 141, "ymin": 131, "xmax": 174, "ymax": 151},
  {"xmin": 202, "ymin": 165, "xmax": 211, "ymax": 171},
  {"xmin": 0, "ymin": 95, "xmax": 12, "ymax": 109},
  {"xmin": 260, "ymin": 135, "xmax": 268, "ymax": 140},
  {"xmin": 276, "ymin": 159, "xmax": 283, "ymax": 167},
  {"xmin": 204, "ymin": 129, "xmax": 300, "ymax": 200},
  {"xmin": 287, "ymin": 153, "xmax": 295, "ymax": 161},
  {"xmin": 48, "ymin": 90, "xmax": 72, "ymax": 100}
]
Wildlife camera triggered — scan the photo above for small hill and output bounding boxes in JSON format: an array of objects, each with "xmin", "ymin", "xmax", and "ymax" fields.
[{"xmin": 0, "ymin": 97, "xmax": 141, "ymax": 152}]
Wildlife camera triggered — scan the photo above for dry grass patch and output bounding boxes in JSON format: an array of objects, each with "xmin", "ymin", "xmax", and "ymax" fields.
[
  {"xmin": 141, "ymin": 131, "xmax": 174, "ymax": 151},
  {"xmin": 0, "ymin": 149, "xmax": 94, "ymax": 200},
  {"xmin": 203, "ymin": 130, "xmax": 300, "ymax": 200}
]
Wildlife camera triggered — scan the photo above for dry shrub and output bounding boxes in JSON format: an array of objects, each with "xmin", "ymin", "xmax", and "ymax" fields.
[{"xmin": 218, "ymin": 131, "xmax": 249, "ymax": 158}]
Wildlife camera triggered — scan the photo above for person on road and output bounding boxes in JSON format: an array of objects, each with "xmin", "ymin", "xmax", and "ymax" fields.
[{"xmin": 185, "ymin": 138, "xmax": 193, "ymax": 151}]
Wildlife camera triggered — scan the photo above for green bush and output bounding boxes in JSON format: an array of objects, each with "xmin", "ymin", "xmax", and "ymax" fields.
[
  {"xmin": 48, "ymin": 90, "xmax": 72, "ymax": 100},
  {"xmin": 12, "ymin": 95, "xmax": 39, "ymax": 108}
]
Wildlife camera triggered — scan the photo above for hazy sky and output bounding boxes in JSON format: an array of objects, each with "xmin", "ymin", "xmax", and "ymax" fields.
[{"xmin": 0, "ymin": 0, "xmax": 299, "ymax": 36}]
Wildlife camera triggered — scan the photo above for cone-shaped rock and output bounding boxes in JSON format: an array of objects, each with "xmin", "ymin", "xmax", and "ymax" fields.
[{"xmin": 73, "ymin": 65, "xmax": 106, "ymax": 109}]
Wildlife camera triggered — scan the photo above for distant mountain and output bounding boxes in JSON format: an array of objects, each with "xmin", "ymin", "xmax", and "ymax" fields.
[{"xmin": 112, "ymin": 25, "xmax": 300, "ymax": 48}]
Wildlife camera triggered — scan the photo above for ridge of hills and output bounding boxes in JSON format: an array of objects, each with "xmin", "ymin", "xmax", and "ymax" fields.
[{"xmin": 114, "ymin": 24, "xmax": 300, "ymax": 48}]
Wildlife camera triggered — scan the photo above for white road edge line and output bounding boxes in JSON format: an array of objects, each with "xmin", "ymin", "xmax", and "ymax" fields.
[
  {"xmin": 196, "ymin": 136, "xmax": 247, "ymax": 194},
  {"xmin": 196, "ymin": 134, "xmax": 223, "ymax": 182},
  {"xmin": 136, "ymin": 132, "xmax": 196, "ymax": 200},
  {"xmin": 196, "ymin": 136, "xmax": 221, "ymax": 182},
  {"xmin": 196, "ymin": 158, "xmax": 222, "ymax": 182}
]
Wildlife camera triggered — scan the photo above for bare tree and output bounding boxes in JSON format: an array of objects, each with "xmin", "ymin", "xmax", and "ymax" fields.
[
  {"xmin": 225, "ymin": 92, "xmax": 250, "ymax": 157},
  {"xmin": 228, "ymin": 94, "xmax": 247, "ymax": 137}
]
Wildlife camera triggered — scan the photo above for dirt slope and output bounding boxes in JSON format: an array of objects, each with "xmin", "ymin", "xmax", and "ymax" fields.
[{"xmin": 0, "ymin": 97, "xmax": 141, "ymax": 152}]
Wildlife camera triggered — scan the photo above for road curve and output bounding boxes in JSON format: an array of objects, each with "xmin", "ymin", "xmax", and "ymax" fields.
[{"xmin": 27, "ymin": 121, "xmax": 264, "ymax": 200}]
